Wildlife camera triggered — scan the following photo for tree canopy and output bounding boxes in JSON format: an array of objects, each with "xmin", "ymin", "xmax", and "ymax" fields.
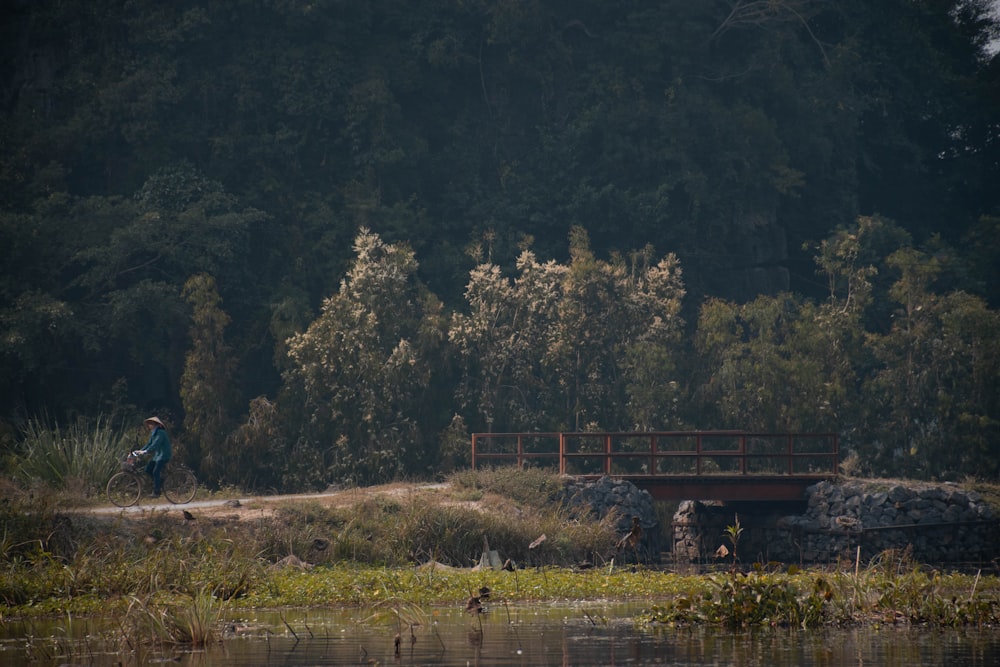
[{"xmin": 2, "ymin": 0, "xmax": 998, "ymax": 485}]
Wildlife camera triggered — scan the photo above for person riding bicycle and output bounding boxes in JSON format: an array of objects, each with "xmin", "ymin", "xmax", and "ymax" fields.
[{"xmin": 137, "ymin": 416, "xmax": 172, "ymax": 497}]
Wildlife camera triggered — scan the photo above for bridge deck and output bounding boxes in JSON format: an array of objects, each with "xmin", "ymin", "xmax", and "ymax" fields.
[{"xmin": 472, "ymin": 431, "xmax": 838, "ymax": 502}]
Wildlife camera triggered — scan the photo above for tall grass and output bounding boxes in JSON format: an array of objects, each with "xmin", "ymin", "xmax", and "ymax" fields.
[
  {"xmin": 252, "ymin": 492, "xmax": 616, "ymax": 568},
  {"xmin": 248, "ymin": 469, "xmax": 617, "ymax": 569},
  {"xmin": 122, "ymin": 589, "xmax": 226, "ymax": 646},
  {"xmin": 449, "ymin": 466, "xmax": 564, "ymax": 508},
  {"xmin": 15, "ymin": 415, "xmax": 133, "ymax": 496}
]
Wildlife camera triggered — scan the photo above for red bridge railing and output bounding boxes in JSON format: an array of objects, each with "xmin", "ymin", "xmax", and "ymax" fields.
[{"xmin": 471, "ymin": 431, "xmax": 839, "ymax": 478}]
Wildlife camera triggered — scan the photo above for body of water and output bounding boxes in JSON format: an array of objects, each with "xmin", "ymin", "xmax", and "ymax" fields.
[{"xmin": 2, "ymin": 603, "xmax": 997, "ymax": 666}]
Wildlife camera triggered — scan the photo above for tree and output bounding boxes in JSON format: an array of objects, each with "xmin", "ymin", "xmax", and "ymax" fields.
[
  {"xmin": 282, "ymin": 229, "xmax": 441, "ymax": 486},
  {"xmin": 450, "ymin": 228, "xmax": 685, "ymax": 433},
  {"xmin": 546, "ymin": 228, "xmax": 685, "ymax": 430},
  {"xmin": 449, "ymin": 250, "xmax": 566, "ymax": 432},
  {"xmin": 863, "ymin": 248, "xmax": 1000, "ymax": 478},
  {"xmin": 180, "ymin": 273, "xmax": 236, "ymax": 479},
  {"xmin": 692, "ymin": 219, "xmax": 879, "ymax": 434},
  {"xmin": 223, "ymin": 395, "xmax": 289, "ymax": 492},
  {"xmin": 68, "ymin": 165, "xmax": 264, "ymax": 418}
]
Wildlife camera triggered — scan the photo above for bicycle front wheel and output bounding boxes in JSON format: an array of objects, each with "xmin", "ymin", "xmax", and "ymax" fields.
[
  {"xmin": 163, "ymin": 466, "xmax": 198, "ymax": 504},
  {"xmin": 107, "ymin": 472, "xmax": 142, "ymax": 507}
]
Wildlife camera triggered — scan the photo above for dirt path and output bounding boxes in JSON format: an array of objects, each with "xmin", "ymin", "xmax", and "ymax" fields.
[{"xmin": 77, "ymin": 482, "xmax": 452, "ymax": 520}]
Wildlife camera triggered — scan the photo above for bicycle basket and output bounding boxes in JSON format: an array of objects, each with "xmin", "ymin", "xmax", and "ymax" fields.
[{"xmin": 121, "ymin": 453, "xmax": 141, "ymax": 472}]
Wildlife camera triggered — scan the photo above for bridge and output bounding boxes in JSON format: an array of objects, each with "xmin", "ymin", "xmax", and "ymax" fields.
[{"xmin": 471, "ymin": 431, "xmax": 838, "ymax": 502}]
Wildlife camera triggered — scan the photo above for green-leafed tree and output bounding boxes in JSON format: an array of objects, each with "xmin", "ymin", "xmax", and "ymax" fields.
[
  {"xmin": 68, "ymin": 165, "xmax": 265, "ymax": 416},
  {"xmin": 862, "ymin": 248, "xmax": 1000, "ymax": 479},
  {"xmin": 694, "ymin": 294, "xmax": 819, "ymax": 431},
  {"xmin": 0, "ymin": 194, "xmax": 138, "ymax": 414},
  {"xmin": 180, "ymin": 273, "xmax": 236, "ymax": 480},
  {"xmin": 693, "ymin": 219, "xmax": 902, "ymax": 434},
  {"xmin": 282, "ymin": 229, "xmax": 442, "ymax": 487},
  {"xmin": 223, "ymin": 395, "xmax": 289, "ymax": 493},
  {"xmin": 788, "ymin": 216, "xmax": 999, "ymax": 480}
]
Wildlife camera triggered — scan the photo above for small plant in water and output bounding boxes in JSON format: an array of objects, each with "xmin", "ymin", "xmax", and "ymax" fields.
[
  {"xmin": 721, "ymin": 514, "xmax": 743, "ymax": 568},
  {"xmin": 122, "ymin": 588, "xmax": 225, "ymax": 647}
]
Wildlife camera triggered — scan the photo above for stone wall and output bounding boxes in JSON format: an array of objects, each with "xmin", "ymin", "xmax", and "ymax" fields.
[
  {"xmin": 672, "ymin": 479, "xmax": 998, "ymax": 566},
  {"xmin": 560, "ymin": 475, "xmax": 660, "ymax": 563}
]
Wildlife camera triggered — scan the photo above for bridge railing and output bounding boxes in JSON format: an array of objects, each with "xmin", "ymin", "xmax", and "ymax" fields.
[{"xmin": 471, "ymin": 431, "xmax": 839, "ymax": 477}]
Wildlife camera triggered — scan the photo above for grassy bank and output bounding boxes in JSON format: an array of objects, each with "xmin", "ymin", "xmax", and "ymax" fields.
[
  {"xmin": 5, "ymin": 559, "xmax": 999, "ymax": 631},
  {"xmin": 1, "ymin": 468, "xmax": 998, "ymax": 633}
]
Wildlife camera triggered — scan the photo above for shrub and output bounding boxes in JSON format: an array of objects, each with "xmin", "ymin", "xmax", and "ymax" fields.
[{"xmin": 14, "ymin": 415, "xmax": 133, "ymax": 497}]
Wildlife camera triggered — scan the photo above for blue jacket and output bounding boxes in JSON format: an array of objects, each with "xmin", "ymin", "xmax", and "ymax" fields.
[{"xmin": 141, "ymin": 427, "xmax": 173, "ymax": 463}]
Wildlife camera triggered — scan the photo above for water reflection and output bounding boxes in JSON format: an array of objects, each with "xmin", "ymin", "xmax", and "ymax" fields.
[{"xmin": 2, "ymin": 603, "xmax": 998, "ymax": 666}]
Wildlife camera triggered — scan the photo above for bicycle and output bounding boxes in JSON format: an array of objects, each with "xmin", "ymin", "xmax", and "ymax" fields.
[{"xmin": 106, "ymin": 451, "xmax": 198, "ymax": 507}]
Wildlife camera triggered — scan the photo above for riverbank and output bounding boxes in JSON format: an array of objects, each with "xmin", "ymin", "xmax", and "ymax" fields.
[
  {"xmin": 7, "ymin": 561, "xmax": 1000, "ymax": 630},
  {"xmin": 2, "ymin": 468, "xmax": 999, "ymax": 629}
]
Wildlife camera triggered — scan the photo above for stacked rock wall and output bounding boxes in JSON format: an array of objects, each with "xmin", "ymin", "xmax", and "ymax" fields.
[
  {"xmin": 672, "ymin": 479, "xmax": 998, "ymax": 566},
  {"xmin": 560, "ymin": 475, "xmax": 660, "ymax": 563}
]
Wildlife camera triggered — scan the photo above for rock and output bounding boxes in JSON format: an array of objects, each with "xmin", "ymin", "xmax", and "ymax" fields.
[
  {"xmin": 887, "ymin": 485, "xmax": 911, "ymax": 504},
  {"xmin": 272, "ymin": 554, "xmax": 312, "ymax": 570},
  {"xmin": 670, "ymin": 478, "xmax": 998, "ymax": 564},
  {"xmin": 559, "ymin": 476, "xmax": 659, "ymax": 563}
]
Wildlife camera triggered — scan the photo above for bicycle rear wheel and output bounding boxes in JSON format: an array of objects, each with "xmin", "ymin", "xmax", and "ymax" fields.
[
  {"xmin": 163, "ymin": 466, "xmax": 198, "ymax": 504},
  {"xmin": 107, "ymin": 472, "xmax": 142, "ymax": 507}
]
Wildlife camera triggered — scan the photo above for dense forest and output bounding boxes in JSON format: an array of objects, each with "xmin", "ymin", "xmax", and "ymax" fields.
[{"xmin": 2, "ymin": 0, "xmax": 999, "ymax": 490}]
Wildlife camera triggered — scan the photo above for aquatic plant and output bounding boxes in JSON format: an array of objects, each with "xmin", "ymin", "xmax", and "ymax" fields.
[
  {"xmin": 636, "ymin": 554, "xmax": 1000, "ymax": 629},
  {"xmin": 720, "ymin": 514, "xmax": 743, "ymax": 568},
  {"xmin": 121, "ymin": 588, "xmax": 226, "ymax": 647},
  {"xmin": 712, "ymin": 569, "xmax": 828, "ymax": 628}
]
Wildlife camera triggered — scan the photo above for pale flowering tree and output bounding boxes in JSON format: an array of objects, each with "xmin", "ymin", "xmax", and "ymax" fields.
[
  {"xmin": 283, "ymin": 229, "xmax": 438, "ymax": 485},
  {"xmin": 450, "ymin": 228, "xmax": 686, "ymax": 433},
  {"xmin": 618, "ymin": 248, "xmax": 687, "ymax": 430},
  {"xmin": 449, "ymin": 250, "xmax": 565, "ymax": 431},
  {"xmin": 546, "ymin": 228, "xmax": 685, "ymax": 430}
]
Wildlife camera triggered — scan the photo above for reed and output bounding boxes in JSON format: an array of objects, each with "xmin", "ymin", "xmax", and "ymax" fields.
[{"xmin": 121, "ymin": 589, "xmax": 225, "ymax": 647}]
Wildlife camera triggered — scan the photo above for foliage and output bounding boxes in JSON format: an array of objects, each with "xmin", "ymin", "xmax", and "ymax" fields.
[
  {"xmin": 695, "ymin": 290, "xmax": 860, "ymax": 433},
  {"xmin": 710, "ymin": 568, "xmax": 828, "ymax": 628},
  {"xmin": 450, "ymin": 228, "xmax": 685, "ymax": 433},
  {"xmin": 180, "ymin": 273, "xmax": 237, "ymax": 478},
  {"xmin": 861, "ymin": 253, "xmax": 1000, "ymax": 478},
  {"xmin": 636, "ymin": 558, "xmax": 1000, "ymax": 629},
  {"xmin": 449, "ymin": 250, "xmax": 567, "ymax": 432},
  {"xmin": 437, "ymin": 414, "xmax": 471, "ymax": 474},
  {"xmin": 550, "ymin": 229, "xmax": 686, "ymax": 431},
  {"xmin": 691, "ymin": 216, "xmax": 1000, "ymax": 480},
  {"xmin": 1, "ymin": 1, "xmax": 999, "ymax": 486},
  {"xmin": 252, "ymin": 471, "xmax": 613, "ymax": 569},
  {"xmin": 282, "ymin": 228, "xmax": 443, "ymax": 486},
  {"xmin": 12, "ymin": 415, "xmax": 133, "ymax": 496},
  {"xmin": 2, "ymin": 471, "xmax": 999, "ymax": 623},
  {"xmin": 0, "ymin": 508, "xmax": 264, "ymax": 611},
  {"xmin": 122, "ymin": 589, "xmax": 226, "ymax": 647},
  {"xmin": 449, "ymin": 466, "xmax": 564, "ymax": 510},
  {"xmin": 220, "ymin": 396, "xmax": 289, "ymax": 492},
  {"xmin": 722, "ymin": 515, "xmax": 743, "ymax": 566}
]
